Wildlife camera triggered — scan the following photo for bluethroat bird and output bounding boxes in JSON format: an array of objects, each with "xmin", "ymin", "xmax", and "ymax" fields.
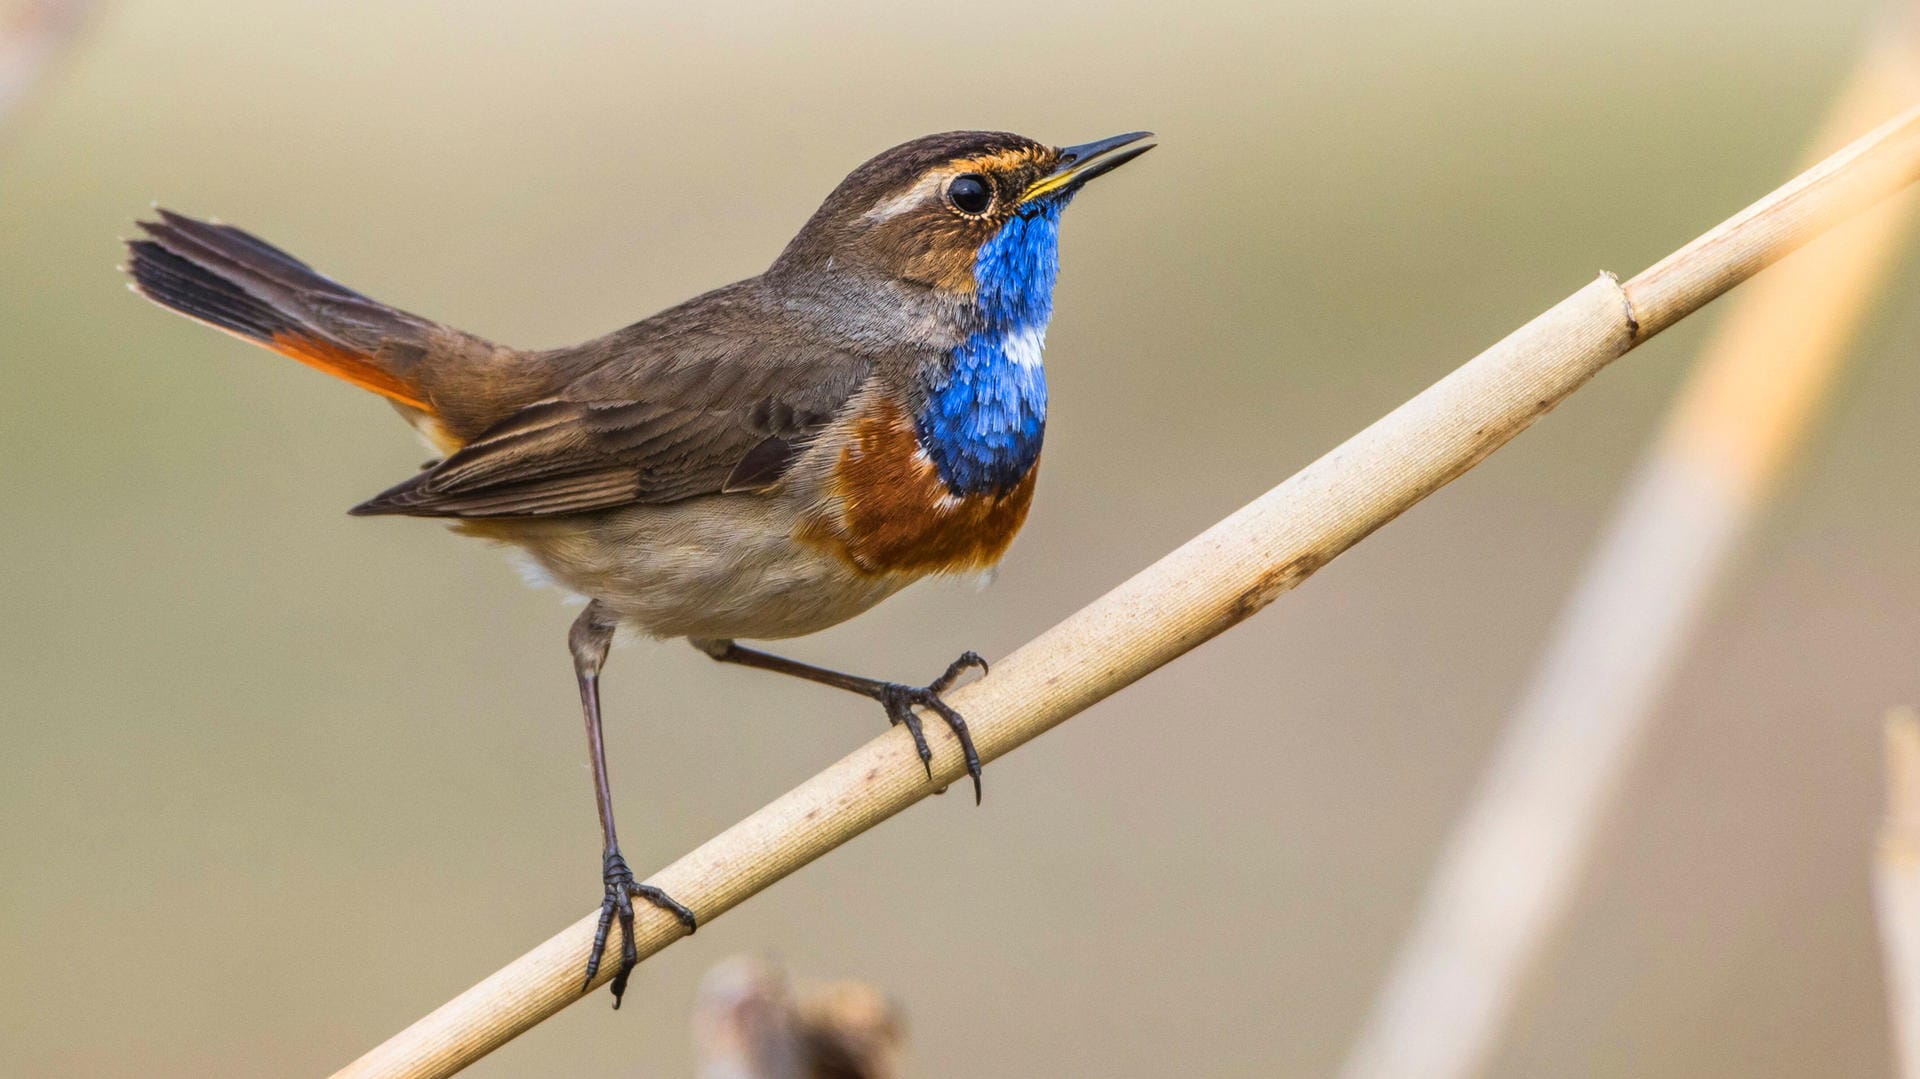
[{"xmin": 123, "ymin": 129, "xmax": 1154, "ymax": 1005}]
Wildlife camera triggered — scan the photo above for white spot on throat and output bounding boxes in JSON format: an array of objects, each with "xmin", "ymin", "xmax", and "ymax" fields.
[{"xmin": 997, "ymin": 322, "xmax": 1047, "ymax": 369}]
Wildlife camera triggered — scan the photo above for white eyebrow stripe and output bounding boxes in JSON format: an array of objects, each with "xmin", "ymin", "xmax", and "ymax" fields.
[{"xmin": 863, "ymin": 171, "xmax": 945, "ymax": 222}]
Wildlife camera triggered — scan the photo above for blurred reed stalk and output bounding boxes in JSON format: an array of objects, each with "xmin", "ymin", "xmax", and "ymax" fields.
[
  {"xmin": 692, "ymin": 957, "xmax": 906, "ymax": 1079},
  {"xmin": 0, "ymin": 0, "xmax": 91, "ymax": 134},
  {"xmin": 1339, "ymin": 26, "xmax": 1920, "ymax": 1079},
  {"xmin": 1881, "ymin": 709, "xmax": 1920, "ymax": 1078},
  {"xmin": 332, "ymin": 101, "xmax": 1920, "ymax": 1079}
]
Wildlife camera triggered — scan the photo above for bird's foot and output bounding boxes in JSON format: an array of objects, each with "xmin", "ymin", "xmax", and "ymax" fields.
[
  {"xmin": 584, "ymin": 848, "xmax": 697, "ymax": 1008},
  {"xmin": 877, "ymin": 651, "xmax": 989, "ymax": 804}
]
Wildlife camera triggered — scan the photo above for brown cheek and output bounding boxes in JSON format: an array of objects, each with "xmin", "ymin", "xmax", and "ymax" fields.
[
  {"xmin": 903, "ymin": 250, "xmax": 980, "ymax": 293},
  {"xmin": 878, "ymin": 213, "xmax": 985, "ymax": 294}
]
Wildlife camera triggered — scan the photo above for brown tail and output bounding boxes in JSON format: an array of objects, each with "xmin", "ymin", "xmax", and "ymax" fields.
[{"xmin": 125, "ymin": 209, "xmax": 438, "ymax": 412}]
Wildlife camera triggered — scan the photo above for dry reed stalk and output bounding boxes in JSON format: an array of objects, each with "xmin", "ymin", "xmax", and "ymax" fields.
[
  {"xmin": 692, "ymin": 957, "xmax": 906, "ymax": 1079},
  {"xmin": 0, "ymin": 0, "xmax": 90, "ymax": 133},
  {"xmin": 1339, "ymin": 33, "xmax": 1920, "ymax": 1079},
  {"xmin": 1881, "ymin": 709, "xmax": 1920, "ymax": 1078},
  {"xmin": 332, "ymin": 100, "xmax": 1920, "ymax": 1079}
]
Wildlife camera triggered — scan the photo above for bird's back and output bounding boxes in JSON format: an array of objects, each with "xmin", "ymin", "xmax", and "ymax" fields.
[{"xmin": 351, "ymin": 274, "xmax": 904, "ymax": 519}]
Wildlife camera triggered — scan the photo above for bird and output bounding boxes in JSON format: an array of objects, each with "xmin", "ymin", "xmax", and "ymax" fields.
[{"xmin": 122, "ymin": 128, "xmax": 1154, "ymax": 1006}]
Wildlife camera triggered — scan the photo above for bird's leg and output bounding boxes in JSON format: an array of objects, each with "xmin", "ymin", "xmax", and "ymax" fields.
[
  {"xmin": 571, "ymin": 602, "xmax": 697, "ymax": 1008},
  {"xmin": 692, "ymin": 638, "xmax": 989, "ymax": 803}
]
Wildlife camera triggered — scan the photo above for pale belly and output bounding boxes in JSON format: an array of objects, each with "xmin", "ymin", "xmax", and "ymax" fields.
[
  {"xmin": 446, "ymin": 388, "xmax": 1040, "ymax": 641},
  {"xmin": 458, "ymin": 494, "xmax": 913, "ymax": 641}
]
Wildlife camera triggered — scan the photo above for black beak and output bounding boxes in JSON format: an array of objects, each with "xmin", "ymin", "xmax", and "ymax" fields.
[{"xmin": 1021, "ymin": 131, "xmax": 1156, "ymax": 203}]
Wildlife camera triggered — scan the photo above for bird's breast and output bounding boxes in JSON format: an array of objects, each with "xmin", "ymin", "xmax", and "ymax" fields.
[{"xmin": 798, "ymin": 396, "xmax": 1038, "ymax": 577}]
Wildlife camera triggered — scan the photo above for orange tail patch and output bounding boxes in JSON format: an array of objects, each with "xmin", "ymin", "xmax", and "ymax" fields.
[{"xmin": 269, "ymin": 332, "xmax": 433, "ymax": 413}]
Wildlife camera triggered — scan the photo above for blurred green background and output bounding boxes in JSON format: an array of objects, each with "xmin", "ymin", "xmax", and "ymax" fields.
[{"xmin": 4, "ymin": 1, "xmax": 1918, "ymax": 1075}]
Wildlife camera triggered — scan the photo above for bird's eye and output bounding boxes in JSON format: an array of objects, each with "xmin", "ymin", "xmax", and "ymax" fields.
[{"xmin": 947, "ymin": 174, "xmax": 993, "ymax": 215}]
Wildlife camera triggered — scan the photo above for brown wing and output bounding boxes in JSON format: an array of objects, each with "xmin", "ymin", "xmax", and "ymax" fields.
[{"xmin": 348, "ymin": 351, "xmax": 871, "ymax": 519}]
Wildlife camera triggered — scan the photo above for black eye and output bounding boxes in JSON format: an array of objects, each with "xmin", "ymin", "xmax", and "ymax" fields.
[{"xmin": 947, "ymin": 173, "xmax": 992, "ymax": 215}]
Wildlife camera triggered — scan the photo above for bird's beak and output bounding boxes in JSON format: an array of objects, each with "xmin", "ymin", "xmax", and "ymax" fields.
[{"xmin": 1020, "ymin": 131, "xmax": 1156, "ymax": 204}]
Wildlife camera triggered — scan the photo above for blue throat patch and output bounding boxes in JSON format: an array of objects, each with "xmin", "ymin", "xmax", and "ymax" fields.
[{"xmin": 915, "ymin": 198, "xmax": 1065, "ymax": 496}]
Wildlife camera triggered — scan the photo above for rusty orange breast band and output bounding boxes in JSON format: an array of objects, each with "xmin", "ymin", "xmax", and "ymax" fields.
[{"xmin": 800, "ymin": 399, "xmax": 1037, "ymax": 577}]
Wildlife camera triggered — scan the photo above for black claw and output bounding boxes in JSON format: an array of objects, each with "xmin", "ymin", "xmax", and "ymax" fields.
[
  {"xmin": 877, "ymin": 651, "xmax": 988, "ymax": 802},
  {"xmin": 634, "ymin": 883, "xmax": 699, "ymax": 933},
  {"xmin": 881, "ymin": 684, "xmax": 937, "ymax": 779},
  {"xmin": 925, "ymin": 695, "xmax": 983, "ymax": 804},
  {"xmin": 585, "ymin": 910, "xmax": 612, "ymax": 991},
  {"xmin": 584, "ymin": 850, "xmax": 696, "ymax": 1008},
  {"xmin": 932, "ymin": 651, "xmax": 988, "ymax": 692}
]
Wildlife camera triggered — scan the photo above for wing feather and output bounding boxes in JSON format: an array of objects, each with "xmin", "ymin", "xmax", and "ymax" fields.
[{"xmin": 349, "ymin": 345, "xmax": 873, "ymax": 518}]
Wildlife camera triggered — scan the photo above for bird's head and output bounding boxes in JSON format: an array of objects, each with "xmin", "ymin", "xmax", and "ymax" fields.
[{"xmin": 770, "ymin": 130, "xmax": 1153, "ymax": 324}]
